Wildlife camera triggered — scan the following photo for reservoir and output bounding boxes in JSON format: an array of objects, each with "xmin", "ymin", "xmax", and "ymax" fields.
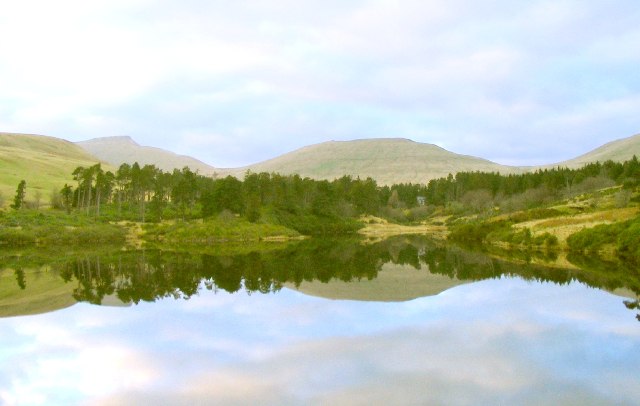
[{"xmin": 1, "ymin": 236, "xmax": 638, "ymax": 405}]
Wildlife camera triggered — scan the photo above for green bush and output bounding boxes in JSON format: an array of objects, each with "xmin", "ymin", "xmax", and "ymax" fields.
[
  {"xmin": 566, "ymin": 222, "xmax": 628, "ymax": 252},
  {"xmin": 0, "ymin": 228, "xmax": 36, "ymax": 245},
  {"xmin": 508, "ymin": 208, "xmax": 563, "ymax": 223},
  {"xmin": 0, "ymin": 210, "xmax": 128, "ymax": 246},
  {"xmin": 448, "ymin": 220, "xmax": 511, "ymax": 244},
  {"xmin": 530, "ymin": 232, "xmax": 558, "ymax": 247},
  {"xmin": 274, "ymin": 210, "xmax": 362, "ymax": 235},
  {"xmin": 144, "ymin": 217, "xmax": 301, "ymax": 244},
  {"xmin": 545, "ymin": 234, "xmax": 559, "ymax": 247},
  {"xmin": 617, "ymin": 218, "xmax": 640, "ymax": 260},
  {"xmin": 565, "ymin": 215, "xmax": 640, "ymax": 262}
]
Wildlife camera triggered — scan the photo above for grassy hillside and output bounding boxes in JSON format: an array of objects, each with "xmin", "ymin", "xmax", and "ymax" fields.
[
  {"xmin": 6, "ymin": 131, "xmax": 640, "ymax": 201},
  {"xmin": 0, "ymin": 133, "xmax": 105, "ymax": 205},
  {"xmin": 445, "ymin": 185, "xmax": 640, "ymax": 257},
  {"xmin": 76, "ymin": 136, "xmax": 218, "ymax": 175},
  {"xmin": 553, "ymin": 133, "xmax": 640, "ymax": 169},
  {"xmin": 72, "ymin": 133, "xmax": 640, "ymax": 186},
  {"xmin": 224, "ymin": 138, "xmax": 522, "ymax": 185}
]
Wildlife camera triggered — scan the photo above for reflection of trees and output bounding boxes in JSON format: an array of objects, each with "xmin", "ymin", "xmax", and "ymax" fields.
[
  {"xmin": 34, "ymin": 235, "xmax": 640, "ymax": 322},
  {"xmin": 14, "ymin": 268, "xmax": 26, "ymax": 290},
  {"xmin": 420, "ymin": 241, "xmax": 640, "ymax": 322},
  {"xmin": 52, "ymin": 238, "xmax": 386, "ymax": 305},
  {"xmin": 623, "ymin": 300, "xmax": 640, "ymax": 321}
]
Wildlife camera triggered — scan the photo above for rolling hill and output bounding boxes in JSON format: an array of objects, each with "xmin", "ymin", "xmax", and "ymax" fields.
[
  {"xmin": 552, "ymin": 133, "xmax": 640, "ymax": 169},
  {"xmin": 223, "ymin": 138, "xmax": 523, "ymax": 185},
  {"xmin": 75, "ymin": 133, "xmax": 640, "ymax": 185},
  {"xmin": 4, "ymin": 132, "xmax": 640, "ymax": 198},
  {"xmin": 0, "ymin": 132, "xmax": 106, "ymax": 204},
  {"xmin": 76, "ymin": 136, "xmax": 218, "ymax": 175}
]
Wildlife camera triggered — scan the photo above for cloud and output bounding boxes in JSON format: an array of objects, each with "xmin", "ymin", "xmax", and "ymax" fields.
[{"xmin": 0, "ymin": 1, "xmax": 639, "ymax": 166}]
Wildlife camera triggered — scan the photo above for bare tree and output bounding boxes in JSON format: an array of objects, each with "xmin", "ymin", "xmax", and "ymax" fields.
[{"xmin": 34, "ymin": 190, "xmax": 43, "ymax": 210}]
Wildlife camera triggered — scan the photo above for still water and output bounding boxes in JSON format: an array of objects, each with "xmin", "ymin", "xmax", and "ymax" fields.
[{"xmin": 0, "ymin": 236, "xmax": 639, "ymax": 405}]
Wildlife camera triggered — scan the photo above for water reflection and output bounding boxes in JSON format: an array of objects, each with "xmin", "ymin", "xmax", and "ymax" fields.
[
  {"xmin": 1, "ymin": 236, "xmax": 639, "ymax": 321},
  {"xmin": 1, "ymin": 238, "xmax": 639, "ymax": 404}
]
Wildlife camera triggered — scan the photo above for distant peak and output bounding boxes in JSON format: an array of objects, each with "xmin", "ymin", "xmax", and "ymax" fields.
[
  {"xmin": 80, "ymin": 135, "xmax": 139, "ymax": 146},
  {"xmin": 338, "ymin": 137, "xmax": 416, "ymax": 143}
]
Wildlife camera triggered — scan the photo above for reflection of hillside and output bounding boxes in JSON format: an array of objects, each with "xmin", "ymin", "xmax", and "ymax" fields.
[
  {"xmin": 1, "ymin": 236, "xmax": 639, "ymax": 319},
  {"xmin": 286, "ymin": 262, "xmax": 469, "ymax": 302},
  {"xmin": 0, "ymin": 267, "xmax": 76, "ymax": 317}
]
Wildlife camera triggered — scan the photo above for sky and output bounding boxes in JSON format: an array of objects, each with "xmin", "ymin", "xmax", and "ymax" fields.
[
  {"xmin": 1, "ymin": 0, "xmax": 639, "ymax": 168},
  {"xmin": 1, "ymin": 277, "xmax": 638, "ymax": 404}
]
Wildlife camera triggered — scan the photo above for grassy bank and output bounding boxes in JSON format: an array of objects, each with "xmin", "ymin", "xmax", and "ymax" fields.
[
  {"xmin": 142, "ymin": 215, "xmax": 302, "ymax": 246},
  {"xmin": 445, "ymin": 186, "xmax": 640, "ymax": 261},
  {"xmin": 0, "ymin": 210, "xmax": 127, "ymax": 246}
]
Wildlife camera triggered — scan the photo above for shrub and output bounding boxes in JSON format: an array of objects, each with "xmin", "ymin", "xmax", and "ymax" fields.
[
  {"xmin": 218, "ymin": 209, "xmax": 236, "ymax": 223},
  {"xmin": 531, "ymin": 232, "xmax": 558, "ymax": 247},
  {"xmin": 545, "ymin": 234, "xmax": 559, "ymax": 247},
  {"xmin": 274, "ymin": 210, "xmax": 362, "ymax": 235},
  {"xmin": 508, "ymin": 208, "xmax": 563, "ymax": 223},
  {"xmin": 0, "ymin": 228, "xmax": 36, "ymax": 245},
  {"xmin": 379, "ymin": 206, "xmax": 407, "ymax": 223},
  {"xmin": 566, "ymin": 222, "xmax": 628, "ymax": 252},
  {"xmin": 617, "ymin": 218, "xmax": 640, "ymax": 260},
  {"xmin": 407, "ymin": 205, "xmax": 435, "ymax": 222},
  {"xmin": 448, "ymin": 220, "xmax": 511, "ymax": 244}
]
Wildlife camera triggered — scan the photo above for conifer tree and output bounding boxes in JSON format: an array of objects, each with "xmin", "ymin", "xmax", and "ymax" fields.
[
  {"xmin": 61, "ymin": 184, "xmax": 74, "ymax": 214},
  {"xmin": 11, "ymin": 180, "xmax": 26, "ymax": 210}
]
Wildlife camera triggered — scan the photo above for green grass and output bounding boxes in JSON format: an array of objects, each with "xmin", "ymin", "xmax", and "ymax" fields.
[
  {"xmin": 0, "ymin": 209, "xmax": 127, "ymax": 246},
  {"xmin": 567, "ymin": 215, "xmax": 640, "ymax": 261},
  {"xmin": 143, "ymin": 216, "xmax": 301, "ymax": 245},
  {"xmin": 222, "ymin": 138, "xmax": 521, "ymax": 186},
  {"xmin": 0, "ymin": 133, "xmax": 108, "ymax": 205}
]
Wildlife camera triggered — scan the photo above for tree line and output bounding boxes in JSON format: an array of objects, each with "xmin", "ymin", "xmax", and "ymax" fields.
[
  {"xmin": 50, "ymin": 162, "xmax": 384, "ymax": 233},
  {"xmin": 10, "ymin": 155, "xmax": 638, "ymax": 227},
  {"xmin": 387, "ymin": 156, "xmax": 640, "ymax": 216}
]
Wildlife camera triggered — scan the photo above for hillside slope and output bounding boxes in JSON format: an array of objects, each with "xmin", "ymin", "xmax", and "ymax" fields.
[
  {"xmin": 0, "ymin": 133, "xmax": 105, "ymax": 202},
  {"xmin": 224, "ymin": 138, "xmax": 521, "ymax": 185},
  {"xmin": 553, "ymin": 133, "xmax": 640, "ymax": 168},
  {"xmin": 76, "ymin": 136, "xmax": 218, "ymax": 175}
]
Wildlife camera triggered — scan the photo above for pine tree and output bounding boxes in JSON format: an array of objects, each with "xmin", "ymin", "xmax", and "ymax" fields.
[
  {"xmin": 11, "ymin": 180, "xmax": 26, "ymax": 210},
  {"xmin": 61, "ymin": 184, "xmax": 74, "ymax": 214}
]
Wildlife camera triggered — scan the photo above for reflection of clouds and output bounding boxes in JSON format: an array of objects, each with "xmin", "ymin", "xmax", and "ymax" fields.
[
  {"xmin": 0, "ymin": 278, "xmax": 639, "ymax": 405},
  {"xmin": 1, "ymin": 331, "xmax": 158, "ymax": 405},
  {"xmin": 99, "ymin": 321, "xmax": 635, "ymax": 405}
]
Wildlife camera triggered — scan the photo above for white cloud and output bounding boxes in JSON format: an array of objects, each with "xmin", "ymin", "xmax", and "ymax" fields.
[{"xmin": 0, "ymin": 0, "xmax": 638, "ymax": 166}]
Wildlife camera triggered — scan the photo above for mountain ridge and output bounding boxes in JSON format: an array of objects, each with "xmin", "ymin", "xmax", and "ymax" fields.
[
  {"xmin": 73, "ymin": 131, "xmax": 640, "ymax": 185},
  {"xmin": 219, "ymin": 138, "xmax": 522, "ymax": 185},
  {"xmin": 77, "ymin": 136, "xmax": 218, "ymax": 175},
  {"xmin": 551, "ymin": 133, "xmax": 640, "ymax": 169},
  {"xmin": 2, "ymin": 131, "xmax": 640, "ymax": 201}
]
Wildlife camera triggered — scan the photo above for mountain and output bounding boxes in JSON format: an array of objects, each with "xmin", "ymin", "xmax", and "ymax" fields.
[
  {"xmin": 0, "ymin": 132, "xmax": 105, "ymax": 200},
  {"xmin": 552, "ymin": 133, "xmax": 640, "ymax": 169},
  {"xmin": 224, "ymin": 138, "xmax": 522, "ymax": 185},
  {"xmin": 5, "ymin": 132, "xmax": 640, "ymax": 197},
  {"xmin": 76, "ymin": 136, "xmax": 218, "ymax": 175}
]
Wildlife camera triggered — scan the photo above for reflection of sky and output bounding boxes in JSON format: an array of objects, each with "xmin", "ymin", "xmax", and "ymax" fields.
[{"xmin": 0, "ymin": 277, "xmax": 639, "ymax": 405}]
